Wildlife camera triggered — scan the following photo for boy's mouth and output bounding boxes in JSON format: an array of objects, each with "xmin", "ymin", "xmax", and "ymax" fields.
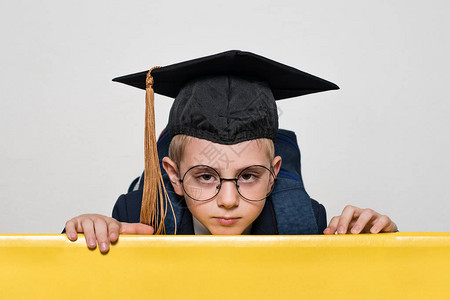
[{"xmin": 214, "ymin": 217, "xmax": 241, "ymax": 226}]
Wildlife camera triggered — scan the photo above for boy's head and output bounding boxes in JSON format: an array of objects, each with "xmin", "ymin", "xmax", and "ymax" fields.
[
  {"xmin": 163, "ymin": 135, "xmax": 281, "ymax": 234},
  {"xmin": 112, "ymin": 50, "xmax": 338, "ymax": 233}
]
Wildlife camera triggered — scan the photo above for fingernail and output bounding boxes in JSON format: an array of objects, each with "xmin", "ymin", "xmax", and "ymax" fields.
[
  {"xmin": 338, "ymin": 226, "xmax": 345, "ymax": 234},
  {"xmin": 87, "ymin": 239, "xmax": 96, "ymax": 247},
  {"xmin": 371, "ymin": 226, "xmax": 379, "ymax": 233},
  {"xmin": 110, "ymin": 233, "xmax": 117, "ymax": 240},
  {"xmin": 352, "ymin": 225, "xmax": 360, "ymax": 234},
  {"xmin": 100, "ymin": 242, "xmax": 108, "ymax": 252},
  {"xmin": 69, "ymin": 233, "xmax": 76, "ymax": 240}
]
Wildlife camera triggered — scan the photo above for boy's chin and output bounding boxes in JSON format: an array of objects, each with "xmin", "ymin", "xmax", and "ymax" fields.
[{"xmin": 208, "ymin": 226, "xmax": 246, "ymax": 235}]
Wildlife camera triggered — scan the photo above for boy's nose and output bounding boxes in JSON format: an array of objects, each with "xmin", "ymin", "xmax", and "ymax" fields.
[{"xmin": 216, "ymin": 181, "xmax": 240, "ymax": 208}]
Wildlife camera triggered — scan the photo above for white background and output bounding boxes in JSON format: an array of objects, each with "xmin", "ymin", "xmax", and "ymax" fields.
[{"xmin": 1, "ymin": 0, "xmax": 449, "ymax": 233}]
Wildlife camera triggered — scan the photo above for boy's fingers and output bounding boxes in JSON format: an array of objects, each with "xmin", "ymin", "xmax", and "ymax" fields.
[
  {"xmin": 323, "ymin": 227, "xmax": 334, "ymax": 235},
  {"xmin": 371, "ymin": 215, "xmax": 397, "ymax": 233},
  {"xmin": 325, "ymin": 206, "xmax": 397, "ymax": 235},
  {"xmin": 108, "ymin": 221, "xmax": 121, "ymax": 242},
  {"xmin": 336, "ymin": 205, "xmax": 362, "ymax": 234},
  {"xmin": 65, "ymin": 220, "xmax": 78, "ymax": 241},
  {"xmin": 324, "ymin": 216, "xmax": 340, "ymax": 234},
  {"xmin": 350, "ymin": 209, "xmax": 376, "ymax": 234},
  {"xmin": 93, "ymin": 219, "xmax": 110, "ymax": 253},
  {"xmin": 81, "ymin": 218, "xmax": 97, "ymax": 249},
  {"xmin": 120, "ymin": 222, "xmax": 155, "ymax": 235}
]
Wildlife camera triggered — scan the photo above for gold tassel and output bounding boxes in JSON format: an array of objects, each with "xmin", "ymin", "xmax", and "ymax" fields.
[{"xmin": 141, "ymin": 66, "xmax": 177, "ymax": 234}]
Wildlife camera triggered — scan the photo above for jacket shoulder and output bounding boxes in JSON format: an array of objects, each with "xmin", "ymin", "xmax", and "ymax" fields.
[{"xmin": 112, "ymin": 190, "xmax": 143, "ymax": 223}]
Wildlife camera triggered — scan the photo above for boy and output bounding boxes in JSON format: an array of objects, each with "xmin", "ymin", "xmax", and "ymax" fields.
[{"xmin": 65, "ymin": 51, "xmax": 398, "ymax": 253}]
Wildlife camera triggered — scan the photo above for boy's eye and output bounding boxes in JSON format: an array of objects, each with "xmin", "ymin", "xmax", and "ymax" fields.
[
  {"xmin": 239, "ymin": 173, "xmax": 258, "ymax": 182},
  {"xmin": 196, "ymin": 173, "xmax": 217, "ymax": 183}
]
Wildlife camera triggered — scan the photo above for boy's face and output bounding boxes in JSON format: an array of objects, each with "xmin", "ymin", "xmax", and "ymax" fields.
[{"xmin": 163, "ymin": 137, "xmax": 282, "ymax": 235}]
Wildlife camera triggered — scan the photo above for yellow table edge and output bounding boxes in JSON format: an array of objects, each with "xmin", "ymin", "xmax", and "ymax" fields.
[{"xmin": 1, "ymin": 232, "xmax": 450, "ymax": 248}]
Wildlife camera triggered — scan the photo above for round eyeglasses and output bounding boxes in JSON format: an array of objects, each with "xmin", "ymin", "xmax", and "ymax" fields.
[{"xmin": 179, "ymin": 165, "xmax": 276, "ymax": 202}]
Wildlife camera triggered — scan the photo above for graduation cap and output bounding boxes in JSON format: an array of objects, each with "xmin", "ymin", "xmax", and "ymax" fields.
[{"xmin": 112, "ymin": 50, "xmax": 339, "ymax": 233}]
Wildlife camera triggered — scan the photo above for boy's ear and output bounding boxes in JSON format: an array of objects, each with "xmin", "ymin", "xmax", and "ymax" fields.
[
  {"xmin": 162, "ymin": 157, "xmax": 184, "ymax": 196},
  {"xmin": 271, "ymin": 155, "xmax": 282, "ymax": 177}
]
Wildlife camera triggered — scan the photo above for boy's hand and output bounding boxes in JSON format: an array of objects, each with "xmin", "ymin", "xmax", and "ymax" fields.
[
  {"xmin": 65, "ymin": 214, "xmax": 154, "ymax": 253},
  {"xmin": 323, "ymin": 205, "xmax": 398, "ymax": 235}
]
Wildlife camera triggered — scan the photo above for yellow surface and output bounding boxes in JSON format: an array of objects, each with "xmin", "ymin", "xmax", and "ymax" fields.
[{"xmin": 1, "ymin": 233, "xmax": 449, "ymax": 299}]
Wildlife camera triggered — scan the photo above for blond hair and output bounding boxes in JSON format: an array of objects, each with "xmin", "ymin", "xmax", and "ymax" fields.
[{"xmin": 168, "ymin": 135, "xmax": 275, "ymax": 164}]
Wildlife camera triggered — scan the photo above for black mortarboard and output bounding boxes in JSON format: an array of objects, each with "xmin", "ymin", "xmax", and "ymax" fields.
[
  {"xmin": 113, "ymin": 50, "xmax": 338, "ymax": 99},
  {"xmin": 113, "ymin": 50, "xmax": 338, "ymax": 145},
  {"xmin": 112, "ymin": 50, "xmax": 339, "ymax": 233}
]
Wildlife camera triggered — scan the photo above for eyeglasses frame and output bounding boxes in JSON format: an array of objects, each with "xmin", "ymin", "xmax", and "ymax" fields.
[{"xmin": 178, "ymin": 164, "xmax": 277, "ymax": 202}]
